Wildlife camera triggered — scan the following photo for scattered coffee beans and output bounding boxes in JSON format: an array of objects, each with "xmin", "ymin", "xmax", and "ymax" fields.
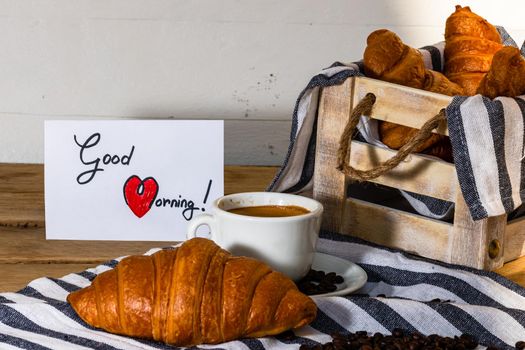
[
  {"xmin": 295, "ymin": 275, "xmax": 525, "ymax": 349},
  {"xmin": 296, "ymin": 269, "xmax": 344, "ymax": 295},
  {"xmin": 296, "ymin": 329, "xmax": 525, "ymax": 350}
]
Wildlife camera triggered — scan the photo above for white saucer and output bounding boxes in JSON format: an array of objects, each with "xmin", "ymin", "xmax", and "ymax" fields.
[{"xmin": 309, "ymin": 252, "xmax": 368, "ymax": 298}]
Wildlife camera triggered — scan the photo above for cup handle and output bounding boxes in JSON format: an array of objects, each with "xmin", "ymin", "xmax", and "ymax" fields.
[{"xmin": 187, "ymin": 213, "xmax": 217, "ymax": 240}]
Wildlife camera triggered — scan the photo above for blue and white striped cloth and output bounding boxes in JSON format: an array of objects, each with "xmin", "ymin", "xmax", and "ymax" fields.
[
  {"xmin": 447, "ymin": 95, "xmax": 525, "ymax": 220},
  {"xmin": 269, "ymin": 27, "xmax": 525, "ymax": 221},
  {"xmin": 1, "ymin": 232, "xmax": 525, "ymax": 349}
]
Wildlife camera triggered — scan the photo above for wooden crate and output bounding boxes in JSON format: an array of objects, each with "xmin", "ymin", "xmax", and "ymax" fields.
[{"xmin": 312, "ymin": 76, "xmax": 525, "ymax": 270}]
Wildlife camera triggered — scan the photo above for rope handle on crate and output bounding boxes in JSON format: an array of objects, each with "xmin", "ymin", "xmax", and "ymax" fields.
[{"xmin": 336, "ymin": 92, "xmax": 447, "ymax": 181}]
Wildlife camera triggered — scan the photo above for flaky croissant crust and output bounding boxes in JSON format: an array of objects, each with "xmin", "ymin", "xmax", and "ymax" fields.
[
  {"xmin": 444, "ymin": 5, "xmax": 502, "ymax": 95},
  {"xmin": 363, "ymin": 29, "xmax": 461, "ymax": 161},
  {"xmin": 363, "ymin": 29, "xmax": 426, "ymax": 90},
  {"xmin": 67, "ymin": 238, "xmax": 317, "ymax": 346},
  {"xmin": 477, "ymin": 46, "xmax": 525, "ymax": 99}
]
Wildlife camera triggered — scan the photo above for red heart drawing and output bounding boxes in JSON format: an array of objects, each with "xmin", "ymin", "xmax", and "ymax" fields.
[{"xmin": 123, "ymin": 175, "xmax": 159, "ymax": 218}]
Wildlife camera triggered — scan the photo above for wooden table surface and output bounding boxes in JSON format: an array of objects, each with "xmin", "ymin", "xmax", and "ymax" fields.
[{"xmin": 0, "ymin": 163, "xmax": 523, "ymax": 292}]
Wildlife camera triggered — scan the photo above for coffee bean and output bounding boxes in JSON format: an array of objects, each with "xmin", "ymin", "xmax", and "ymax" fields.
[
  {"xmin": 314, "ymin": 270, "xmax": 325, "ymax": 281},
  {"xmin": 322, "ymin": 343, "xmax": 334, "ymax": 350},
  {"xmin": 392, "ymin": 328, "xmax": 404, "ymax": 338},
  {"xmin": 356, "ymin": 330, "xmax": 368, "ymax": 337},
  {"xmin": 373, "ymin": 332, "xmax": 383, "ymax": 340},
  {"xmin": 330, "ymin": 332, "xmax": 345, "ymax": 340},
  {"xmin": 409, "ymin": 343, "xmax": 419, "ymax": 350},
  {"xmin": 319, "ymin": 282, "xmax": 338, "ymax": 292},
  {"xmin": 332, "ymin": 338, "xmax": 346, "ymax": 347},
  {"xmin": 295, "ymin": 269, "xmax": 345, "ymax": 295},
  {"xmin": 411, "ymin": 332, "xmax": 423, "ymax": 340},
  {"xmin": 452, "ymin": 333, "xmax": 476, "ymax": 349},
  {"xmin": 459, "ymin": 333, "xmax": 474, "ymax": 342},
  {"xmin": 305, "ymin": 330, "xmax": 520, "ymax": 350}
]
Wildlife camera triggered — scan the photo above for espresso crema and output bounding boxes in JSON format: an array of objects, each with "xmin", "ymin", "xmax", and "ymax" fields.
[{"xmin": 227, "ymin": 205, "xmax": 310, "ymax": 217}]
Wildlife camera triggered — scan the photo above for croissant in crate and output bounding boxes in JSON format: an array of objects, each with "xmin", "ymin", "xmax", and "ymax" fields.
[
  {"xmin": 444, "ymin": 5, "xmax": 502, "ymax": 95},
  {"xmin": 67, "ymin": 237, "xmax": 317, "ymax": 346},
  {"xmin": 477, "ymin": 46, "xmax": 525, "ymax": 99},
  {"xmin": 363, "ymin": 29, "xmax": 462, "ymax": 162},
  {"xmin": 363, "ymin": 29, "xmax": 426, "ymax": 90},
  {"xmin": 363, "ymin": 29, "xmax": 464, "ymax": 95}
]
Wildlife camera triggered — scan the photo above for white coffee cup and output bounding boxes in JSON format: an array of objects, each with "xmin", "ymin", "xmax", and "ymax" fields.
[{"xmin": 186, "ymin": 192, "xmax": 323, "ymax": 281}]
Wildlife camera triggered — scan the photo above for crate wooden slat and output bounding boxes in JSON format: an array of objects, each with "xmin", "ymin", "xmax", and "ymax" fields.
[
  {"xmin": 350, "ymin": 140, "xmax": 457, "ymax": 202},
  {"xmin": 313, "ymin": 76, "xmax": 517, "ymax": 270},
  {"xmin": 312, "ymin": 78, "xmax": 353, "ymax": 233},
  {"xmin": 352, "ymin": 77, "xmax": 451, "ymax": 136},
  {"xmin": 342, "ymin": 198, "xmax": 451, "ymax": 261},
  {"xmin": 504, "ymin": 217, "xmax": 525, "ymax": 262},
  {"xmin": 449, "ymin": 191, "xmax": 506, "ymax": 270}
]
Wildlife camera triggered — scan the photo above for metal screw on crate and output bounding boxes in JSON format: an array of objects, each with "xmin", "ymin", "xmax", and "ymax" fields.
[
  {"xmin": 489, "ymin": 239, "xmax": 501, "ymax": 259},
  {"xmin": 186, "ymin": 192, "xmax": 323, "ymax": 281}
]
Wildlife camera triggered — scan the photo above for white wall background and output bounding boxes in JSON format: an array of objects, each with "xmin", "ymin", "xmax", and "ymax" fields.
[{"xmin": 1, "ymin": 0, "xmax": 525, "ymax": 165}]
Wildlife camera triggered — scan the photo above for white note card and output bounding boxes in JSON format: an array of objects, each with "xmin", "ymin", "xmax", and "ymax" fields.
[{"xmin": 44, "ymin": 120, "xmax": 224, "ymax": 241}]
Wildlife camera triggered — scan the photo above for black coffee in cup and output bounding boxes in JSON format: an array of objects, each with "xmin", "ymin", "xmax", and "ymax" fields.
[{"xmin": 227, "ymin": 205, "xmax": 309, "ymax": 217}]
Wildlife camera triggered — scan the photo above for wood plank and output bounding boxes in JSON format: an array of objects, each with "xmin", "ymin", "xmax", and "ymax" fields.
[
  {"xmin": 0, "ymin": 164, "xmax": 277, "ymax": 228},
  {"xmin": 495, "ymin": 258, "xmax": 525, "ymax": 289},
  {"xmin": 448, "ymin": 186, "xmax": 507, "ymax": 270},
  {"xmin": 0, "ymin": 227, "xmax": 174, "ymax": 264},
  {"xmin": 342, "ymin": 198, "xmax": 451, "ymax": 262},
  {"xmin": 349, "ymin": 140, "xmax": 456, "ymax": 201},
  {"xmin": 0, "ymin": 163, "xmax": 43, "ymax": 193},
  {"xmin": 0, "ymin": 263, "xmax": 96, "ymax": 292},
  {"xmin": 504, "ymin": 216, "xmax": 525, "ymax": 262},
  {"xmin": 353, "ymin": 77, "xmax": 451, "ymax": 136},
  {"xmin": 0, "ymin": 163, "xmax": 45, "ymax": 227},
  {"xmin": 313, "ymin": 79, "xmax": 353, "ymax": 232},
  {"xmin": 224, "ymin": 165, "xmax": 278, "ymax": 194},
  {"xmin": 0, "ymin": 193, "xmax": 44, "ymax": 228}
]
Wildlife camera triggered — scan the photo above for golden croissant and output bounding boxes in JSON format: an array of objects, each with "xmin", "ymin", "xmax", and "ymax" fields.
[
  {"xmin": 363, "ymin": 29, "xmax": 462, "ymax": 162},
  {"xmin": 444, "ymin": 5, "xmax": 502, "ymax": 95},
  {"xmin": 477, "ymin": 46, "xmax": 525, "ymax": 99},
  {"xmin": 67, "ymin": 238, "xmax": 317, "ymax": 346}
]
